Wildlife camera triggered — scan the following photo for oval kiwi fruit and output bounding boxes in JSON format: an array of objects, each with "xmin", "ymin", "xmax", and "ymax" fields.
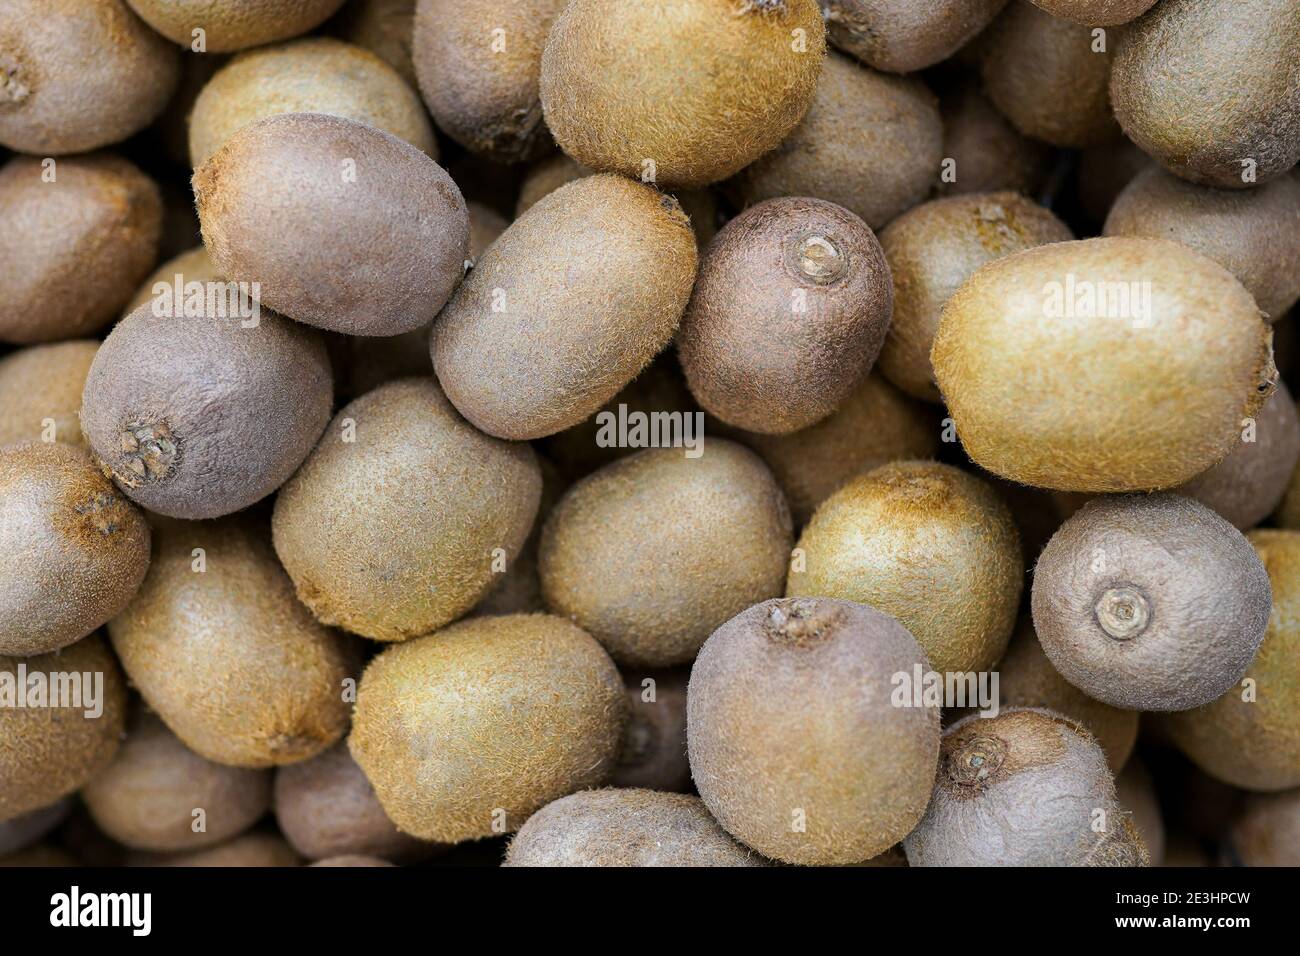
[
  {"xmin": 0, "ymin": 154, "xmax": 162, "ymax": 344},
  {"xmin": 432, "ymin": 174, "xmax": 698, "ymax": 440},
  {"xmin": 931, "ymin": 237, "xmax": 1277, "ymax": 492},
  {"xmin": 0, "ymin": 0, "xmax": 180, "ymax": 154},
  {"xmin": 688, "ymin": 597, "xmax": 940, "ymax": 866},
  {"xmin": 539, "ymin": 441, "xmax": 793, "ymax": 667},
  {"xmin": 123, "ymin": 0, "xmax": 347, "ymax": 53},
  {"xmin": 194, "ymin": 112, "xmax": 468, "ymax": 337},
  {"xmin": 820, "ymin": 0, "xmax": 1009, "ymax": 73},
  {"xmin": 905, "ymin": 709, "xmax": 1147, "ymax": 866},
  {"xmin": 349, "ymin": 613, "xmax": 625, "ymax": 842},
  {"xmin": 878, "ymin": 192, "xmax": 1073, "ymax": 403},
  {"xmin": 109, "ymin": 516, "xmax": 355, "ymax": 769},
  {"xmin": 0, "ymin": 799, "xmax": 70, "ymax": 855},
  {"xmin": 539, "ymin": 0, "xmax": 825, "ymax": 187},
  {"xmin": 81, "ymin": 299, "xmax": 333, "ymax": 520},
  {"xmin": 610, "ymin": 668, "xmax": 691, "ymax": 793},
  {"xmin": 1026, "ymin": 0, "xmax": 1156, "ymax": 25},
  {"xmin": 1227, "ymin": 789, "xmax": 1300, "ymax": 866},
  {"xmin": 332, "ymin": 0, "xmax": 417, "ymax": 84},
  {"xmin": 788, "ymin": 460, "xmax": 1022, "ymax": 673},
  {"xmin": 124, "ymin": 246, "xmax": 224, "ymax": 316},
  {"xmin": 505, "ymin": 789, "xmax": 766, "ymax": 867},
  {"xmin": 0, "ymin": 341, "xmax": 97, "ymax": 447},
  {"xmin": 133, "ymin": 832, "xmax": 302, "ymax": 867},
  {"xmin": 273, "ymin": 378, "xmax": 541, "ymax": 642},
  {"xmin": 935, "ymin": 87, "xmax": 1054, "ymax": 198},
  {"xmin": 678, "ymin": 197, "xmax": 892, "ymax": 434}
]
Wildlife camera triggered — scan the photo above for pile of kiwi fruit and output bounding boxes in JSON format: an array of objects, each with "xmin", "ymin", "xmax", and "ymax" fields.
[{"xmin": 0, "ymin": 0, "xmax": 1297, "ymax": 873}]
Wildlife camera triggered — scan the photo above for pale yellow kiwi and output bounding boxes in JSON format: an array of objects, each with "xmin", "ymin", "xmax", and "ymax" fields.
[
  {"xmin": 123, "ymin": 0, "xmax": 347, "ymax": 52},
  {"xmin": 0, "ymin": 342, "xmax": 97, "ymax": 447},
  {"xmin": 820, "ymin": 0, "xmax": 1009, "ymax": 73}
]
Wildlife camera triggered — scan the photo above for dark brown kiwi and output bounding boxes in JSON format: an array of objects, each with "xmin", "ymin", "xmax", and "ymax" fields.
[{"xmin": 609, "ymin": 668, "xmax": 691, "ymax": 793}]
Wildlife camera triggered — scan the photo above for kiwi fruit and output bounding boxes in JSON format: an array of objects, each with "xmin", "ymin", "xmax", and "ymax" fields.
[
  {"xmin": 1104, "ymin": 168, "xmax": 1300, "ymax": 321},
  {"xmin": 0, "ymin": 341, "xmax": 97, "ymax": 447},
  {"xmin": 0, "ymin": 635, "xmax": 127, "ymax": 821},
  {"xmin": 1227, "ymin": 790, "xmax": 1300, "ymax": 866},
  {"xmin": 432, "ymin": 174, "xmax": 698, "ymax": 440},
  {"xmin": 310, "ymin": 855, "xmax": 394, "ymax": 867},
  {"xmin": 878, "ymin": 192, "xmax": 1073, "ymax": 403},
  {"xmin": 1027, "ymin": 0, "xmax": 1156, "ymax": 25},
  {"xmin": 0, "ymin": 154, "xmax": 162, "ymax": 344},
  {"xmin": 194, "ymin": 112, "xmax": 468, "ymax": 337},
  {"xmin": 0, "ymin": 0, "xmax": 180, "ymax": 154},
  {"xmin": 610, "ymin": 668, "xmax": 691, "ymax": 793},
  {"xmin": 124, "ymin": 246, "xmax": 224, "ymax": 316},
  {"xmin": 539, "ymin": 0, "xmax": 825, "ymax": 187},
  {"xmin": 1110, "ymin": 0, "xmax": 1300, "ymax": 189},
  {"xmin": 123, "ymin": 0, "xmax": 347, "ymax": 53},
  {"xmin": 332, "ymin": 0, "xmax": 417, "ymax": 85},
  {"xmin": 133, "ymin": 832, "xmax": 302, "ymax": 867},
  {"xmin": 1117, "ymin": 758, "xmax": 1165, "ymax": 866},
  {"xmin": 81, "ymin": 299, "xmax": 332, "ymax": 520},
  {"xmin": 274, "ymin": 743, "xmax": 435, "ymax": 863},
  {"xmin": 0, "ymin": 443, "xmax": 150, "ymax": 656},
  {"xmin": 0, "ymin": 799, "xmax": 70, "ymax": 855},
  {"xmin": 998, "ymin": 617, "xmax": 1138, "ymax": 773},
  {"xmin": 935, "ymin": 87, "xmax": 1054, "ymax": 198},
  {"xmin": 189, "ymin": 38, "xmax": 436, "ymax": 167},
  {"xmin": 788, "ymin": 460, "xmax": 1022, "ymax": 673},
  {"xmin": 349, "ymin": 614, "xmax": 625, "ymax": 842},
  {"xmin": 731, "ymin": 52, "xmax": 942, "ymax": 231},
  {"xmin": 820, "ymin": 0, "xmax": 1009, "ymax": 73},
  {"xmin": 81, "ymin": 709, "xmax": 272, "ymax": 852},
  {"xmin": 932, "ymin": 237, "xmax": 1278, "ymax": 492},
  {"xmin": 688, "ymin": 597, "xmax": 940, "ymax": 866},
  {"xmin": 109, "ymin": 515, "xmax": 354, "ymax": 768},
  {"xmin": 539, "ymin": 441, "xmax": 793, "ymax": 667},
  {"xmin": 273, "ymin": 378, "xmax": 541, "ymax": 642},
  {"xmin": 505, "ymin": 789, "xmax": 766, "ymax": 867},
  {"xmin": 1159, "ymin": 529, "xmax": 1300, "ymax": 791}
]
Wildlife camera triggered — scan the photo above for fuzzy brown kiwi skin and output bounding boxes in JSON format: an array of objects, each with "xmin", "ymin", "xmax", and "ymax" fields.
[
  {"xmin": 0, "ymin": 341, "xmax": 98, "ymax": 447},
  {"xmin": 129, "ymin": 832, "xmax": 303, "ymax": 867},
  {"xmin": 820, "ymin": 0, "xmax": 1009, "ymax": 73},
  {"xmin": 123, "ymin": 0, "xmax": 347, "ymax": 53},
  {"xmin": 609, "ymin": 668, "xmax": 691, "ymax": 793},
  {"xmin": 935, "ymin": 87, "xmax": 1053, "ymax": 199},
  {"xmin": 330, "ymin": 0, "xmax": 419, "ymax": 86},
  {"xmin": 1027, "ymin": 0, "xmax": 1156, "ymax": 26},
  {"xmin": 1227, "ymin": 789, "xmax": 1300, "ymax": 866}
]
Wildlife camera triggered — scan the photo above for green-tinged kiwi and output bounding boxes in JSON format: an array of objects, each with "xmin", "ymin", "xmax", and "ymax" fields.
[
  {"xmin": 189, "ymin": 38, "xmax": 436, "ymax": 167},
  {"xmin": 131, "ymin": 832, "xmax": 302, "ymax": 867},
  {"xmin": 935, "ymin": 87, "xmax": 1054, "ymax": 198},
  {"xmin": 0, "ymin": 444, "xmax": 150, "ymax": 656},
  {"xmin": 878, "ymin": 192, "xmax": 1072, "ymax": 403},
  {"xmin": 1105, "ymin": 168, "xmax": 1300, "ymax": 321},
  {"xmin": 678, "ymin": 197, "xmax": 892, "ymax": 435},
  {"xmin": 413, "ymin": 0, "xmax": 565, "ymax": 162},
  {"xmin": 820, "ymin": 0, "xmax": 1009, "ymax": 73},
  {"xmin": 687, "ymin": 597, "xmax": 940, "ymax": 866},
  {"xmin": 730, "ymin": 52, "xmax": 942, "ymax": 230},
  {"xmin": 1117, "ymin": 759, "xmax": 1165, "ymax": 865},
  {"xmin": 788, "ymin": 460, "xmax": 1021, "ymax": 673},
  {"xmin": 1076, "ymin": 137, "xmax": 1153, "ymax": 223},
  {"xmin": 998, "ymin": 617, "xmax": 1138, "ymax": 773},
  {"xmin": 81, "ymin": 709, "xmax": 272, "ymax": 852},
  {"xmin": 81, "ymin": 300, "xmax": 333, "ymax": 520},
  {"xmin": 0, "ymin": 154, "xmax": 161, "ymax": 344},
  {"xmin": 108, "ymin": 516, "xmax": 355, "ymax": 768},
  {"xmin": 274, "ymin": 743, "xmax": 436, "ymax": 863},
  {"xmin": 539, "ymin": 0, "xmax": 825, "ymax": 187},
  {"xmin": 1227, "ymin": 790, "xmax": 1300, "ymax": 866},
  {"xmin": 979, "ymin": 2, "xmax": 1121, "ymax": 148},
  {"xmin": 539, "ymin": 441, "xmax": 793, "ymax": 667},
  {"xmin": 310, "ymin": 855, "xmax": 394, "ymax": 867},
  {"xmin": 331, "ymin": 0, "xmax": 417, "ymax": 85},
  {"xmin": 1027, "ymin": 0, "xmax": 1156, "ymax": 25},
  {"xmin": 0, "ymin": 0, "xmax": 180, "ymax": 154},
  {"xmin": 0, "ymin": 341, "xmax": 97, "ymax": 447},
  {"xmin": 1032, "ymin": 494, "xmax": 1272, "ymax": 711},
  {"xmin": 505, "ymin": 789, "xmax": 767, "ymax": 867},
  {"xmin": 272, "ymin": 378, "xmax": 541, "ymax": 641},
  {"xmin": 904, "ymin": 709, "xmax": 1148, "ymax": 866},
  {"xmin": 610, "ymin": 668, "xmax": 691, "ymax": 792},
  {"xmin": 1159, "ymin": 529, "xmax": 1300, "ymax": 791},
  {"xmin": 124, "ymin": 246, "xmax": 224, "ymax": 316},
  {"xmin": 1110, "ymin": 0, "xmax": 1300, "ymax": 189},
  {"xmin": 123, "ymin": 0, "xmax": 346, "ymax": 52},
  {"xmin": 194, "ymin": 112, "xmax": 468, "ymax": 336},
  {"xmin": 0, "ymin": 635, "xmax": 127, "ymax": 821},
  {"xmin": 432, "ymin": 175, "xmax": 698, "ymax": 440},
  {"xmin": 931, "ymin": 237, "xmax": 1277, "ymax": 492},
  {"xmin": 0, "ymin": 798, "xmax": 69, "ymax": 855},
  {"xmin": 349, "ymin": 614, "xmax": 625, "ymax": 842}
]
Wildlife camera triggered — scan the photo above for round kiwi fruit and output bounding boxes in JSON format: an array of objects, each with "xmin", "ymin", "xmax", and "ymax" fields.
[
  {"xmin": 0, "ymin": 154, "xmax": 162, "ymax": 344},
  {"xmin": 0, "ymin": 0, "xmax": 180, "ymax": 154},
  {"xmin": 81, "ymin": 299, "xmax": 333, "ymax": 520},
  {"xmin": 349, "ymin": 613, "xmax": 625, "ymax": 842},
  {"xmin": 539, "ymin": 0, "xmax": 825, "ymax": 187},
  {"xmin": 935, "ymin": 87, "xmax": 1054, "ymax": 198},
  {"xmin": 0, "ymin": 443, "xmax": 150, "ymax": 656},
  {"xmin": 820, "ymin": 0, "xmax": 1009, "ymax": 73},
  {"xmin": 0, "ymin": 634, "xmax": 127, "ymax": 821},
  {"xmin": 1026, "ymin": 0, "xmax": 1156, "ymax": 25},
  {"xmin": 878, "ymin": 192, "xmax": 1073, "ymax": 403},
  {"xmin": 931, "ymin": 237, "xmax": 1278, "ymax": 492},
  {"xmin": 1117, "ymin": 758, "xmax": 1165, "ymax": 865},
  {"xmin": 904, "ymin": 709, "xmax": 1148, "ymax": 866},
  {"xmin": 610, "ymin": 668, "xmax": 691, "ymax": 793},
  {"xmin": 788, "ymin": 460, "xmax": 1021, "ymax": 673},
  {"xmin": 0, "ymin": 341, "xmax": 97, "ymax": 447},
  {"xmin": 432, "ymin": 174, "xmax": 698, "ymax": 440},
  {"xmin": 194, "ymin": 112, "xmax": 468, "ymax": 337},
  {"xmin": 332, "ymin": 0, "xmax": 418, "ymax": 85},
  {"xmin": 730, "ymin": 52, "xmax": 942, "ymax": 230},
  {"xmin": 539, "ymin": 441, "xmax": 793, "ymax": 667},
  {"xmin": 688, "ymin": 597, "xmax": 940, "ymax": 866},
  {"xmin": 1104, "ymin": 168, "xmax": 1300, "ymax": 321},
  {"xmin": 0, "ymin": 799, "xmax": 70, "ymax": 855},
  {"xmin": 124, "ymin": 246, "xmax": 224, "ymax": 316},
  {"xmin": 1110, "ymin": 0, "xmax": 1299, "ymax": 189},
  {"xmin": 108, "ymin": 515, "xmax": 355, "ymax": 769},
  {"xmin": 123, "ymin": 0, "xmax": 347, "ymax": 53},
  {"xmin": 505, "ymin": 789, "xmax": 766, "ymax": 867},
  {"xmin": 132, "ymin": 832, "xmax": 303, "ymax": 867},
  {"xmin": 272, "ymin": 378, "xmax": 541, "ymax": 642},
  {"xmin": 81, "ymin": 709, "xmax": 272, "ymax": 852},
  {"xmin": 310, "ymin": 855, "xmax": 394, "ymax": 867},
  {"xmin": 189, "ymin": 37, "xmax": 437, "ymax": 167},
  {"xmin": 1032, "ymin": 494, "xmax": 1272, "ymax": 711},
  {"xmin": 678, "ymin": 197, "xmax": 892, "ymax": 434},
  {"xmin": 1227, "ymin": 789, "xmax": 1300, "ymax": 866}
]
